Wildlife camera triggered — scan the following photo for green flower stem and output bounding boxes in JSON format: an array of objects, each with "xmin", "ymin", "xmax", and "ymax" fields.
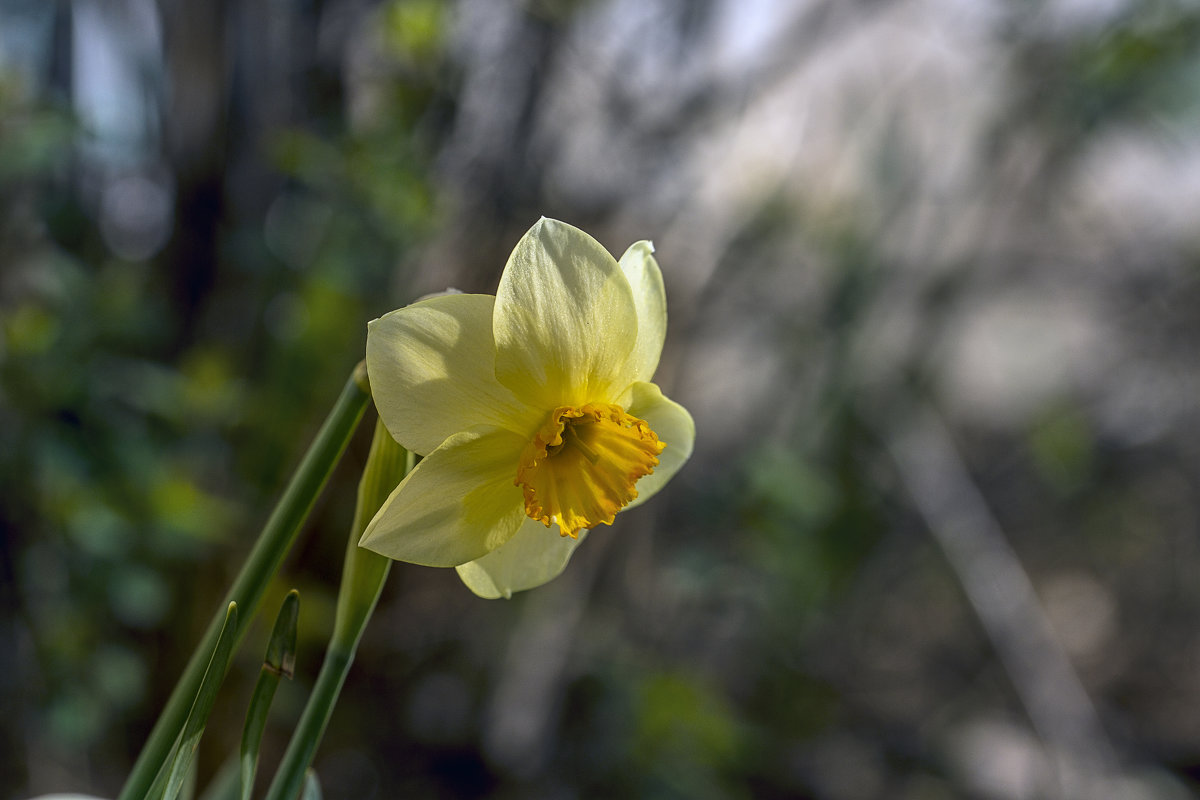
[
  {"xmin": 265, "ymin": 419, "xmax": 410, "ymax": 800},
  {"xmin": 119, "ymin": 365, "xmax": 372, "ymax": 800}
]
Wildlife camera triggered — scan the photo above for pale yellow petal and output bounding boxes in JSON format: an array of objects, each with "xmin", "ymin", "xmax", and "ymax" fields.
[
  {"xmin": 493, "ymin": 218, "xmax": 640, "ymax": 409},
  {"xmin": 455, "ymin": 520, "xmax": 587, "ymax": 599},
  {"xmin": 366, "ymin": 294, "xmax": 542, "ymax": 456},
  {"xmin": 360, "ymin": 427, "xmax": 527, "ymax": 566},
  {"xmin": 624, "ymin": 381, "xmax": 695, "ymax": 510},
  {"xmin": 618, "ymin": 240, "xmax": 667, "ymax": 383}
]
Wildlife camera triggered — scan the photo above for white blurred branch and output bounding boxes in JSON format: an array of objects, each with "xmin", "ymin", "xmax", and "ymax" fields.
[{"xmin": 888, "ymin": 406, "xmax": 1116, "ymax": 797}]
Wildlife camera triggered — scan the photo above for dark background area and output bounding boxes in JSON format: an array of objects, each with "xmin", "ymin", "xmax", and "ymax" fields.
[{"xmin": 5, "ymin": 1, "xmax": 1200, "ymax": 798}]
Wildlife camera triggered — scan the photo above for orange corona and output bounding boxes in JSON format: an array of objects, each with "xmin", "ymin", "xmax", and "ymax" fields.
[{"xmin": 516, "ymin": 404, "xmax": 665, "ymax": 537}]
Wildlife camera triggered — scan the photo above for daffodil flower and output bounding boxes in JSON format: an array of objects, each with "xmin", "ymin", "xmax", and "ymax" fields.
[{"xmin": 360, "ymin": 218, "xmax": 695, "ymax": 598}]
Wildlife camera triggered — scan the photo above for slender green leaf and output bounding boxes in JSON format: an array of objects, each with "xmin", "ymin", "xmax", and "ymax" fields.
[
  {"xmin": 264, "ymin": 590, "xmax": 300, "ymax": 679},
  {"xmin": 161, "ymin": 602, "xmax": 239, "ymax": 800},
  {"xmin": 264, "ymin": 420, "xmax": 409, "ymax": 800},
  {"xmin": 179, "ymin": 761, "xmax": 197, "ymax": 800},
  {"xmin": 240, "ymin": 590, "xmax": 300, "ymax": 800},
  {"xmin": 301, "ymin": 770, "xmax": 323, "ymax": 800},
  {"xmin": 119, "ymin": 366, "xmax": 370, "ymax": 800}
]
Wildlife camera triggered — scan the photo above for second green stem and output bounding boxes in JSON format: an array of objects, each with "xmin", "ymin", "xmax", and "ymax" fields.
[{"xmin": 264, "ymin": 418, "xmax": 410, "ymax": 800}]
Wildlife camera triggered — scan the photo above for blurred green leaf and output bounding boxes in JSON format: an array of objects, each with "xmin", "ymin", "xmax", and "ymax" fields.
[
  {"xmin": 633, "ymin": 672, "xmax": 745, "ymax": 800},
  {"xmin": 4, "ymin": 304, "xmax": 60, "ymax": 355},
  {"xmin": 109, "ymin": 566, "xmax": 172, "ymax": 630},
  {"xmin": 1028, "ymin": 403, "xmax": 1095, "ymax": 493},
  {"xmin": 383, "ymin": 0, "xmax": 446, "ymax": 62}
]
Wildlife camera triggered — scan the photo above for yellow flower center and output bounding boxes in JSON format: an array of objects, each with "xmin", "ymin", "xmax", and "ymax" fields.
[{"xmin": 515, "ymin": 403, "xmax": 665, "ymax": 538}]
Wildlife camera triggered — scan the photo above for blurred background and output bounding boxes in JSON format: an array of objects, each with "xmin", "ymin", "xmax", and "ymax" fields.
[{"xmin": 4, "ymin": 0, "xmax": 1200, "ymax": 798}]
